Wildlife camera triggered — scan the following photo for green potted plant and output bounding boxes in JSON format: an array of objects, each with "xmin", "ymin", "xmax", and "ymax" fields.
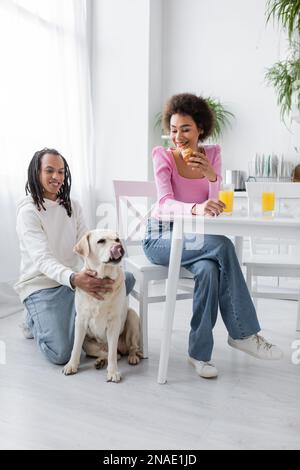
[
  {"xmin": 265, "ymin": 0, "xmax": 300, "ymax": 123},
  {"xmin": 266, "ymin": 0, "xmax": 300, "ymax": 43},
  {"xmin": 154, "ymin": 96, "xmax": 235, "ymax": 147},
  {"xmin": 205, "ymin": 97, "xmax": 235, "ymax": 142}
]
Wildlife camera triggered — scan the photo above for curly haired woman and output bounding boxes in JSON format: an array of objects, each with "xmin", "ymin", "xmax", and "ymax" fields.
[{"xmin": 143, "ymin": 93, "xmax": 283, "ymax": 379}]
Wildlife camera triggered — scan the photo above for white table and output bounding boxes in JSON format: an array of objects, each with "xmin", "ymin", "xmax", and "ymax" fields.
[{"xmin": 158, "ymin": 214, "xmax": 300, "ymax": 384}]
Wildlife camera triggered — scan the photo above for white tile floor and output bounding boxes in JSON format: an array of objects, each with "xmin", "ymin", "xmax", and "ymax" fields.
[{"xmin": 0, "ymin": 292, "xmax": 300, "ymax": 450}]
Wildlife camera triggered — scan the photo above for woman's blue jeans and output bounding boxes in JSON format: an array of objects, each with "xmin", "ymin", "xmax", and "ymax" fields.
[
  {"xmin": 143, "ymin": 219, "xmax": 260, "ymax": 362},
  {"xmin": 23, "ymin": 272, "xmax": 136, "ymax": 365}
]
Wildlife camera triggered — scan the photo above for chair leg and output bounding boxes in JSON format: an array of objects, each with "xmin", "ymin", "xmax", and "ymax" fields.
[
  {"xmin": 139, "ymin": 277, "xmax": 149, "ymax": 359},
  {"xmin": 296, "ymin": 300, "xmax": 300, "ymax": 332},
  {"xmin": 246, "ymin": 266, "xmax": 252, "ymax": 292},
  {"xmin": 246, "ymin": 266, "xmax": 258, "ymax": 310},
  {"xmin": 252, "ymin": 272, "xmax": 259, "ymax": 309}
]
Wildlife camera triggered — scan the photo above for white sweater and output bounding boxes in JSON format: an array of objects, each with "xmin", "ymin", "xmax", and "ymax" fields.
[{"xmin": 15, "ymin": 196, "xmax": 87, "ymax": 302}]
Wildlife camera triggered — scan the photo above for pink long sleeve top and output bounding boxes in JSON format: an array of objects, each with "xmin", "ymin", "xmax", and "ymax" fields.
[{"xmin": 151, "ymin": 145, "xmax": 222, "ymax": 219}]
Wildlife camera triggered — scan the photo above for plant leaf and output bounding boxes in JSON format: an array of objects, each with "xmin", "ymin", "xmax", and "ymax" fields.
[
  {"xmin": 266, "ymin": 0, "xmax": 300, "ymax": 42},
  {"xmin": 205, "ymin": 96, "xmax": 235, "ymax": 141}
]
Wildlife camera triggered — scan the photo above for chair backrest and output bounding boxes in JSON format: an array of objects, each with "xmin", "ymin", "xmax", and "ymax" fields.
[
  {"xmin": 113, "ymin": 180, "xmax": 157, "ymax": 253},
  {"xmin": 245, "ymin": 182, "xmax": 300, "ymax": 255}
]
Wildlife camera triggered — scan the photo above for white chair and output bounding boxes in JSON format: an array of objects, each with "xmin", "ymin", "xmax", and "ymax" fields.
[
  {"xmin": 113, "ymin": 180, "xmax": 194, "ymax": 358},
  {"xmin": 244, "ymin": 182, "xmax": 300, "ymax": 331}
]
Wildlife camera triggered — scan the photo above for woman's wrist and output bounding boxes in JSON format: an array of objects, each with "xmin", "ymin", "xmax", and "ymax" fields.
[
  {"xmin": 207, "ymin": 172, "xmax": 217, "ymax": 182},
  {"xmin": 191, "ymin": 203, "xmax": 204, "ymax": 216}
]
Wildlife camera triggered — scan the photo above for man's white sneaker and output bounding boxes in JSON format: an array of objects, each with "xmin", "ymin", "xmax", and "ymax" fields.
[
  {"xmin": 188, "ymin": 356, "xmax": 218, "ymax": 379},
  {"xmin": 228, "ymin": 334, "xmax": 283, "ymax": 360}
]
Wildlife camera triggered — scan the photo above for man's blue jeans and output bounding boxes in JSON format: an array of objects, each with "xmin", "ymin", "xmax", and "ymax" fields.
[
  {"xmin": 23, "ymin": 272, "xmax": 136, "ymax": 365},
  {"xmin": 143, "ymin": 219, "xmax": 260, "ymax": 362}
]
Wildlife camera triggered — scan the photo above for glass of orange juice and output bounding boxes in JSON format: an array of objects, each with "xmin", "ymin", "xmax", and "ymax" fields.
[
  {"xmin": 262, "ymin": 189, "xmax": 275, "ymax": 216},
  {"xmin": 219, "ymin": 184, "xmax": 234, "ymax": 215}
]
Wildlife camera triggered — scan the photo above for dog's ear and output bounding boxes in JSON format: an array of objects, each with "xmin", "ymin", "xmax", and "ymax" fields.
[{"xmin": 74, "ymin": 232, "xmax": 91, "ymax": 257}]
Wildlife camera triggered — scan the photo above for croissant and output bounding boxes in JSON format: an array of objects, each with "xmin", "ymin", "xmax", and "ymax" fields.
[{"xmin": 181, "ymin": 147, "xmax": 194, "ymax": 163}]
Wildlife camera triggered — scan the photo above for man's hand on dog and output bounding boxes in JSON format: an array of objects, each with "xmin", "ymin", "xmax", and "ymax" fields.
[{"xmin": 72, "ymin": 270, "xmax": 114, "ymax": 300}]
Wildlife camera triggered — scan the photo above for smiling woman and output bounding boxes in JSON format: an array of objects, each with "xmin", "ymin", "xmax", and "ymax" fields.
[{"xmin": 142, "ymin": 92, "xmax": 283, "ymax": 378}]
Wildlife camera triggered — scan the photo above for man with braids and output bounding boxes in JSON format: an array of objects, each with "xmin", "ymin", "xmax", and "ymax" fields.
[{"xmin": 15, "ymin": 148, "xmax": 135, "ymax": 365}]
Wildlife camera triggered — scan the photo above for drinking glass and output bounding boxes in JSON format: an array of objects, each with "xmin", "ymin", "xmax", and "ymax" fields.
[
  {"xmin": 219, "ymin": 184, "xmax": 234, "ymax": 215},
  {"xmin": 262, "ymin": 190, "xmax": 275, "ymax": 216}
]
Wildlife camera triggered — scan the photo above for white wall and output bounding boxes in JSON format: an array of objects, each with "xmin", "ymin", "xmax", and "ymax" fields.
[
  {"xmin": 92, "ymin": 0, "xmax": 299, "ymax": 197},
  {"xmin": 148, "ymin": 0, "xmax": 163, "ymax": 181},
  {"xmin": 92, "ymin": 0, "xmax": 151, "ymax": 202},
  {"xmin": 161, "ymin": 0, "xmax": 299, "ymax": 174}
]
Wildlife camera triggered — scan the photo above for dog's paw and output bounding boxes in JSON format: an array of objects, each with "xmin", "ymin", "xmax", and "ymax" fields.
[
  {"xmin": 128, "ymin": 353, "xmax": 141, "ymax": 365},
  {"xmin": 106, "ymin": 370, "xmax": 122, "ymax": 383},
  {"xmin": 94, "ymin": 357, "xmax": 107, "ymax": 369},
  {"xmin": 63, "ymin": 362, "xmax": 78, "ymax": 375},
  {"xmin": 128, "ymin": 350, "xmax": 143, "ymax": 365}
]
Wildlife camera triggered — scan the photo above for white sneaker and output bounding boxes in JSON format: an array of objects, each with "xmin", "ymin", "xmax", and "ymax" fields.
[
  {"xmin": 188, "ymin": 356, "xmax": 218, "ymax": 379},
  {"xmin": 228, "ymin": 334, "xmax": 283, "ymax": 360}
]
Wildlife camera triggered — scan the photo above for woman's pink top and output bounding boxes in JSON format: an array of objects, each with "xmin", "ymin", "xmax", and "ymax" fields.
[{"xmin": 151, "ymin": 145, "xmax": 222, "ymax": 218}]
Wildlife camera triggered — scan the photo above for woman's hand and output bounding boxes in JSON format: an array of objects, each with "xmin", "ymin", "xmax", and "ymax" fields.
[
  {"xmin": 187, "ymin": 150, "xmax": 217, "ymax": 181},
  {"xmin": 192, "ymin": 199, "xmax": 225, "ymax": 217},
  {"xmin": 72, "ymin": 270, "xmax": 114, "ymax": 300}
]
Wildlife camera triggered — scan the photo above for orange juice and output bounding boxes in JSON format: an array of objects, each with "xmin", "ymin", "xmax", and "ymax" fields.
[
  {"xmin": 262, "ymin": 192, "xmax": 275, "ymax": 212},
  {"xmin": 219, "ymin": 190, "xmax": 234, "ymax": 213}
]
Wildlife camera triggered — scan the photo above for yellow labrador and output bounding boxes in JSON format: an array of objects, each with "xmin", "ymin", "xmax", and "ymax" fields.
[{"xmin": 63, "ymin": 229, "xmax": 142, "ymax": 382}]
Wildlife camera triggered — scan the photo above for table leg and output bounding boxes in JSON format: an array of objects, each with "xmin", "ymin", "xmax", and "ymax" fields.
[{"xmin": 157, "ymin": 218, "xmax": 183, "ymax": 384}]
